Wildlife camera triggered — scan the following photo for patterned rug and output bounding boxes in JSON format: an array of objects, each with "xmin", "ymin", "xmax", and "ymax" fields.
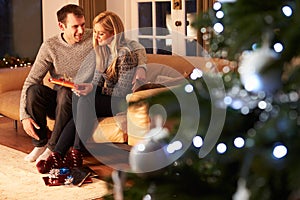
[{"xmin": 0, "ymin": 145, "xmax": 111, "ymax": 200}]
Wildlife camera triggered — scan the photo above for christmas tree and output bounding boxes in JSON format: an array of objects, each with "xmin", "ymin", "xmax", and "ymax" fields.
[{"xmin": 104, "ymin": 0, "xmax": 300, "ymax": 199}]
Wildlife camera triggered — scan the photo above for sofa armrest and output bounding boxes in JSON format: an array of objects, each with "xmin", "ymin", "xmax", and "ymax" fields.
[
  {"xmin": 126, "ymin": 87, "xmax": 170, "ymax": 103},
  {"xmin": 126, "ymin": 84, "xmax": 184, "ymax": 146},
  {"xmin": 0, "ymin": 67, "xmax": 30, "ymax": 94}
]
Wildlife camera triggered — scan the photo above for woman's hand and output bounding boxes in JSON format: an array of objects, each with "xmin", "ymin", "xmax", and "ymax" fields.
[
  {"xmin": 72, "ymin": 83, "xmax": 93, "ymax": 96},
  {"xmin": 132, "ymin": 67, "xmax": 146, "ymax": 91},
  {"xmin": 133, "ymin": 67, "xmax": 146, "ymax": 82}
]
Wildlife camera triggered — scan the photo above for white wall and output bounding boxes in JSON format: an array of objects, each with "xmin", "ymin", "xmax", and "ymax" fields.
[
  {"xmin": 42, "ymin": 0, "xmax": 79, "ymax": 40},
  {"xmin": 106, "ymin": 0, "xmax": 132, "ymax": 31},
  {"xmin": 42, "ymin": 0, "xmax": 131, "ymax": 40}
]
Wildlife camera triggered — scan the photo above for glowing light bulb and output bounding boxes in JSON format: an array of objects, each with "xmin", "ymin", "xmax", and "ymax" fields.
[
  {"xmin": 243, "ymin": 74, "xmax": 262, "ymax": 92},
  {"xmin": 213, "ymin": 22, "xmax": 224, "ymax": 33},
  {"xmin": 217, "ymin": 143, "xmax": 227, "ymax": 154},
  {"xmin": 167, "ymin": 141, "xmax": 183, "ymax": 154},
  {"xmin": 190, "ymin": 68, "xmax": 203, "ymax": 80},
  {"xmin": 231, "ymin": 100, "xmax": 243, "ymax": 110},
  {"xmin": 241, "ymin": 106, "xmax": 250, "ymax": 115},
  {"xmin": 184, "ymin": 84, "xmax": 194, "ymax": 93},
  {"xmin": 213, "ymin": 2, "xmax": 222, "ymax": 11},
  {"xmin": 223, "ymin": 96, "xmax": 232, "ymax": 105},
  {"xmin": 273, "ymin": 144, "xmax": 287, "ymax": 159},
  {"xmin": 216, "ymin": 11, "xmax": 224, "ymax": 19},
  {"xmin": 258, "ymin": 101, "xmax": 267, "ymax": 110},
  {"xmin": 282, "ymin": 6, "xmax": 292, "ymax": 17},
  {"xmin": 193, "ymin": 136, "xmax": 203, "ymax": 148},
  {"xmin": 234, "ymin": 137, "xmax": 245, "ymax": 148},
  {"xmin": 137, "ymin": 144, "xmax": 146, "ymax": 152},
  {"xmin": 273, "ymin": 43, "xmax": 283, "ymax": 53}
]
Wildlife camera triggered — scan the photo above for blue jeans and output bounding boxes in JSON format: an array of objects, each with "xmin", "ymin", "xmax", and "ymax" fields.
[{"xmin": 54, "ymin": 86, "xmax": 126, "ymax": 156}]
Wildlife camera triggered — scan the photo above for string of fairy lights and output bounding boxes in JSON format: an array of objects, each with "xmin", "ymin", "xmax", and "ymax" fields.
[
  {"xmin": 0, "ymin": 56, "xmax": 32, "ymax": 69},
  {"xmin": 191, "ymin": 1, "xmax": 296, "ymax": 160}
]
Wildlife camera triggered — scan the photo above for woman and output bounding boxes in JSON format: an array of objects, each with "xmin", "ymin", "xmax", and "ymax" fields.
[{"xmin": 36, "ymin": 11, "xmax": 147, "ymax": 173}]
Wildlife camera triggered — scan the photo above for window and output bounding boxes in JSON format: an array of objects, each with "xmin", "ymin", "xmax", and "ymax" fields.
[{"xmin": 130, "ymin": 0, "xmax": 215, "ymax": 56}]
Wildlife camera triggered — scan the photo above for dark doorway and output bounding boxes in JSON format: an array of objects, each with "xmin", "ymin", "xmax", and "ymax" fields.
[
  {"xmin": 0, "ymin": 0, "xmax": 42, "ymax": 60},
  {"xmin": 0, "ymin": 0, "xmax": 12, "ymax": 57}
]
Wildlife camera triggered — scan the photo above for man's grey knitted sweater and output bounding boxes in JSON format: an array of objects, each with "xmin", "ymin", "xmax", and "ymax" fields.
[{"xmin": 20, "ymin": 29, "xmax": 93, "ymax": 120}]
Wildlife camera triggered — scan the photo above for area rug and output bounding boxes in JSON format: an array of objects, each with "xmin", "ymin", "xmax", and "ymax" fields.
[{"xmin": 0, "ymin": 145, "xmax": 111, "ymax": 200}]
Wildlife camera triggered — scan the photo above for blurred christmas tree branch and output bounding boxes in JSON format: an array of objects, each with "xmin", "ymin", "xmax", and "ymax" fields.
[{"xmin": 105, "ymin": 1, "xmax": 300, "ymax": 199}]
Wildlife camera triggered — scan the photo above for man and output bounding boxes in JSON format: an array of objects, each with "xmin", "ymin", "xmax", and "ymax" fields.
[{"xmin": 20, "ymin": 4, "xmax": 93, "ymax": 162}]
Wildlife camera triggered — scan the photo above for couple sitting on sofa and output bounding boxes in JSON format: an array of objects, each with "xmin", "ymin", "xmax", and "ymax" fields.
[{"xmin": 21, "ymin": 4, "xmax": 147, "ymax": 173}]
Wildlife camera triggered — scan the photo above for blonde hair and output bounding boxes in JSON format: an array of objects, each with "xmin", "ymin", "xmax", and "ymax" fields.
[{"xmin": 93, "ymin": 11, "xmax": 128, "ymax": 80}]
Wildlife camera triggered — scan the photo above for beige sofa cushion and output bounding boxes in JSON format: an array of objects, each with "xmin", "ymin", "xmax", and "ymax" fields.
[
  {"xmin": 127, "ymin": 101, "xmax": 151, "ymax": 146},
  {"xmin": 145, "ymin": 54, "xmax": 194, "ymax": 82},
  {"xmin": 0, "ymin": 67, "xmax": 30, "ymax": 94},
  {"xmin": 0, "ymin": 90, "xmax": 21, "ymax": 120},
  {"xmin": 47, "ymin": 116, "xmax": 127, "ymax": 144},
  {"xmin": 91, "ymin": 115, "xmax": 127, "ymax": 143}
]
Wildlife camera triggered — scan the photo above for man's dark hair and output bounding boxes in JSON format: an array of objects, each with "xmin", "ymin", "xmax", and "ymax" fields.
[{"xmin": 57, "ymin": 4, "xmax": 84, "ymax": 24}]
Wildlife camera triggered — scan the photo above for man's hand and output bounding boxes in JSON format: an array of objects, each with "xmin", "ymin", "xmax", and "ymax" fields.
[{"xmin": 22, "ymin": 118, "xmax": 40, "ymax": 140}]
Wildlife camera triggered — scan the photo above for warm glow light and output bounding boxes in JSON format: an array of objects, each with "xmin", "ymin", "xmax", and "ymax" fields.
[{"xmin": 222, "ymin": 66, "xmax": 231, "ymax": 73}]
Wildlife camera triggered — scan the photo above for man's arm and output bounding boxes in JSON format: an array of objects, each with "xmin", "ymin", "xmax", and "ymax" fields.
[
  {"xmin": 19, "ymin": 42, "xmax": 53, "ymax": 121},
  {"xmin": 20, "ymin": 42, "xmax": 53, "ymax": 138}
]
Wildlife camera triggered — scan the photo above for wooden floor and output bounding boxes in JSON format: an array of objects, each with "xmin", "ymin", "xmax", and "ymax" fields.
[{"xmin": 0, "ymin": 116, "xmax": 131, "ymax": 180}]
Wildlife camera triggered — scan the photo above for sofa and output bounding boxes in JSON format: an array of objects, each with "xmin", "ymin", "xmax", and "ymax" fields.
[{"xmin": 0, "ymin": 54, "xmax": 234, "ymax": 146}]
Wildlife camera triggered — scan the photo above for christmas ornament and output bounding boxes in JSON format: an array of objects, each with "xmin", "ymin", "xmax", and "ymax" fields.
[
  {"xmin": 232, "ymin": 178, "xmax": 250, "ymax": 200},
  {"xmin": 238, "ymin": 43, "xmax": 279, "ymax": 93}
]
